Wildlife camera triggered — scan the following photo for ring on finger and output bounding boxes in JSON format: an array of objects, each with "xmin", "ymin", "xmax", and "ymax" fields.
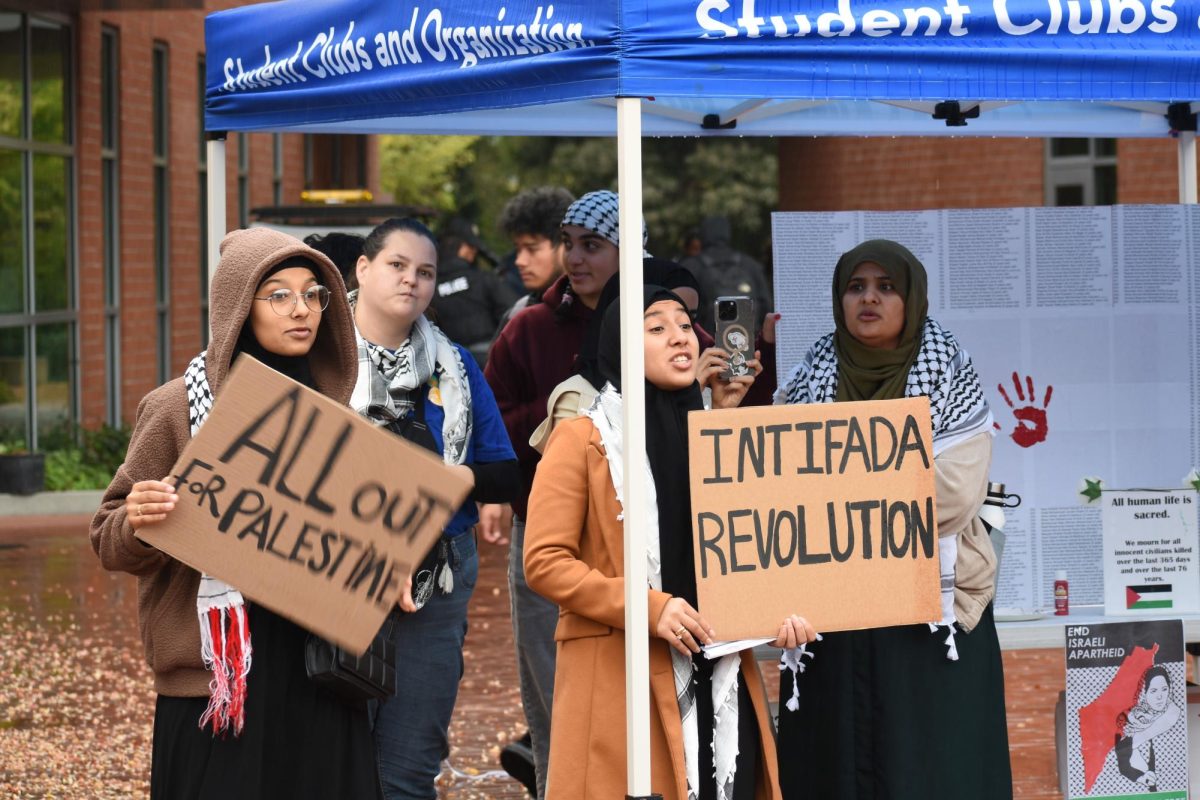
[
  {"xmin": 674, "ymin": 625, "xmax": 687, "ymax": 638},
  {"xmin": 138, "ymin": 504, "xmax": 145, "ymax": 516}
]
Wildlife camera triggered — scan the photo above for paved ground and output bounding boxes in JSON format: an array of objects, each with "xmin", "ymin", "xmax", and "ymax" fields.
[{"xmin": 0, "ymin": 516, "xmax": 1065, "ymax": 798}]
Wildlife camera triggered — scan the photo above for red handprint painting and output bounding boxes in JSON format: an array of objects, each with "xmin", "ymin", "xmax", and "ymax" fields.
[{"xmin": 995, "ymin": 372, "xmax": 1053, "ymax": 448}]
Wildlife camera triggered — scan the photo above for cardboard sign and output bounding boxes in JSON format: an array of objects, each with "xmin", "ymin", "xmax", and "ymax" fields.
[
  {"xmin": 1065, "ymin": 619, "xmax": 1188, "ymax": 799},
  {"xmin": 1103, "ymin": 490, "xmax": 1200, "ymax": 617},
  {"xmin": 687, "ymin": 397, "xmax": 940, "ymax": 639},
  {"xmin": 138, "ymin": 356, "xmax": 472, "ymax": 654}
]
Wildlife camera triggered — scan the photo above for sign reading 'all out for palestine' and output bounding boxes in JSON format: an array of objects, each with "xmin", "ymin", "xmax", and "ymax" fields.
[{"xmin": 138, "ymin": 356, "xmax": 472, "ymax": 655}]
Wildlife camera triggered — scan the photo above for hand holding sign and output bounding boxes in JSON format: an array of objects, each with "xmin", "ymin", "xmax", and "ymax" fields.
[
  {"xmin": 126, "ymin": 478, "xmax": 179, "ymax": 529},
  {"xmin": 771, "ymin": 615, "xmax": 818, "ymax": 649},
  {"xmin": 656, "ymin": 596, "xmax": 716, "ymax": 657}
]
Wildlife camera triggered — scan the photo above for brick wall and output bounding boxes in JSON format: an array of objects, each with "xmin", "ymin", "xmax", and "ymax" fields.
[
  {"xmin": 74, "ymin": 3, "xmax": 320, "ymax": 427},
  {"xmin": 779, "ymin": 135, "xmax": 1196, "ymax": 211}
]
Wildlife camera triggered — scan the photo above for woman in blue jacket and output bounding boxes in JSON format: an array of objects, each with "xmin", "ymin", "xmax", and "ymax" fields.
[{"xmin": 350, "ymin": 217, "xmax": 520, "ymax": 800}]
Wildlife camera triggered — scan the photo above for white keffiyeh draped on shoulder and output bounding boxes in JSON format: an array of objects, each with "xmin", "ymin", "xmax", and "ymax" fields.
[
  {"xmin": 347, "ymin": 289, "xmax": 472, "ymax": 466},
  {"xmin": 584, "ymin": 385, "xmax": 743, "ymax": 800}
]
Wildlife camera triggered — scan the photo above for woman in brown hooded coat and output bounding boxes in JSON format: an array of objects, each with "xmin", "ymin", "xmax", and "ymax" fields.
[{"xmin": 90, "ymin": 228, "xmax": 382, "ymax": 799}]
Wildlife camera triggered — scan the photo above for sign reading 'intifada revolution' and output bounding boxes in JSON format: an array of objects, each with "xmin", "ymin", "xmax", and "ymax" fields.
[{"xmin": 688, "ymin": 397, "xmax": 941, "ymax": 640}]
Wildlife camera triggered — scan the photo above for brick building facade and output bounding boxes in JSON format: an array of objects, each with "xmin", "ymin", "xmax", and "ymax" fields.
[
  {"xmin": 778, "ymin": 136, "xmax": 1192, "ymax": 211},
  {"xmin": 1, "ymin": 2, "xmax": 379, "ymax": 448}
]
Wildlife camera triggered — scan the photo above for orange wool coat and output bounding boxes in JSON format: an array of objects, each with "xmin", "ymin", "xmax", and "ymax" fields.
[{"xmin": 524, "ymin": 416, "xmax": 781, "ymax": 800}]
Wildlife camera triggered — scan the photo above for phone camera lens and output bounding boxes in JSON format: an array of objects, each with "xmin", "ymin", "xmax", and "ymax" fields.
[{"xmin": 718, "ymin": 301, "xmax": 736, "ymax": 321}]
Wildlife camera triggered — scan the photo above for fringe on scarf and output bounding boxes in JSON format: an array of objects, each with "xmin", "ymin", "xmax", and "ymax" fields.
[
  {"xmin": 778, "ymin": 634, "xmax": 823, "ymax": 713},
  {"xmin": 197, "ymin": 604, "xmax": 252, "ymax": 736}
]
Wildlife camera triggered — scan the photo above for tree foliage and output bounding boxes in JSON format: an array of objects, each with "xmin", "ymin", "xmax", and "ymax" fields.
[
  {"xmin": 413, "ymin": 136, "xmax": 778, "ymax": 263},
  {"xmin": 378, "ymin": 134, "xmax": 481, "ymax": 212}
]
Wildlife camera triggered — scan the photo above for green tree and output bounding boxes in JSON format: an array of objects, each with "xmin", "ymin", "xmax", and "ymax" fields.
[
  {"xmin": 378, "ymin": 134, "xmax": 480, "ymax": 212},
  {"xmin": 449, "ymin": 136, "xmax": 777, "ymax": 262}
]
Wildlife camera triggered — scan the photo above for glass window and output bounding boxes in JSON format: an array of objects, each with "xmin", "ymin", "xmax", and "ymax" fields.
[
  {"xmin": 0, "ymin": 148, "xmax": 24, "ymax": 314},
  {"xmin": 0, "ymin": 326, "xmax": 25, "ymax": 446},
  {"xmin": 1045, "ymin": 138, "xmax": 1117, "ymax": 207},
  {"xmin": 0, "ymin": 12, "xmax": 75, "ymax": 449},
  {"xmin": 1054, "ymin": 185, "xmax": 1084, "ymax": 207},
  {"xmin": 35, "ymin": 322, "xmax": 72, "ymax": 446},
  {"xmin": 102, "ymin": 28, "xmax": 120, "ymax": 425},
  {"xmin": 153, "ymin": 43, "xmax": 169, "ymax": 382},
  {"xmin": 273, "ymin": 133, "xmax": 283, "ymax": 205},
  {"xmin": 238, "ymin": 132, "xmax": 249, "ymax": 228},
  {"xmin": 1050, "ymin": 138, "xmax": 1089, "ymax": 158},
  {"xmin": 30, "ymin": 18, "xmax": 69, "ymax": 144},
  {"xmin": 198, "ymin": 58, "xmax": 209, "ymax": 347},
  {"xmin": 153, "ymin": 44, "xmax": 167, "ymax": 159},
  {"xmin": 0, "ymin": 14, "xmax": 22, "ymax": 139},
  {"xmin": 102, "ymin": 158, "xmax": 117, "ymax": 303},
  {"xmin": 101, "ymin": 29, "xmax": 117, "ymax": 153},
  {"xmin": 33, "ymin": 152, "xmax": 68, "ymax": 311}
]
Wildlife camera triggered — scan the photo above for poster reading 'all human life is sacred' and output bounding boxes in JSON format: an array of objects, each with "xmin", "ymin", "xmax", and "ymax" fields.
[{"xmin": 1065, "ymin": 619, "xmax": 1188, "ymax": 800}]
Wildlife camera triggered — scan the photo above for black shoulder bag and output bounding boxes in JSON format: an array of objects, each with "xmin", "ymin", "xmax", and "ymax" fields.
[{"xmin": 305, "ymin": 392, "xmax": 442, "ymax": 702}]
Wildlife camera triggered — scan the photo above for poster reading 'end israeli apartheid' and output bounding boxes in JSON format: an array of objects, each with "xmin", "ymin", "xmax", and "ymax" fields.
[
  {"xmin": 687, "ymin": 397, "xmax": 940, "ymax": 640},
  {"xmin": 1066, "ymin": 619, "xmax": 1188, "ymax": 800},
  {"xmin": 137, "ymin": 356, "xmax": 473, "ymax": 655}
]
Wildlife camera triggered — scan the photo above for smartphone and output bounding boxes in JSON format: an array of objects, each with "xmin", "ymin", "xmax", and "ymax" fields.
[{"xmin": 713, "ymin": 296, "xmax": 754, "ymax": 381}]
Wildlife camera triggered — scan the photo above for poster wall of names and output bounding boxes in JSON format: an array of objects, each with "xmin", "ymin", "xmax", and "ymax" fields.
[{"xmin": 772, "ymin": 206, "xmax": 1200, "ymax": 612}]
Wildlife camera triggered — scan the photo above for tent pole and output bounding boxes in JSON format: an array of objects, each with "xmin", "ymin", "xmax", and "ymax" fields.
[
  {"xmin": 1179, "ymin": 131, "xmax": 1198, "ymax": 204},
  {"xmin": 206, "ymin": 133, "xmax": 228, "ymax": 291},
  {"xmin": 617, "ymin": 96, "xmax": 655, "ymax": 800}
]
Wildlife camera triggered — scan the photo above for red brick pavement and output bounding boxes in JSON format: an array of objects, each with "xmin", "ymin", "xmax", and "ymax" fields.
[{"xmin": 0, "ymin": 518, "xmax": 1067, "ymax": 798}]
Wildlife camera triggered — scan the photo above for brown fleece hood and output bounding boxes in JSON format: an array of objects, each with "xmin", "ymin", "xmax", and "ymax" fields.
[{"xmin": 206, "ymin": 228, "xmax": 357, "ymax": 404}]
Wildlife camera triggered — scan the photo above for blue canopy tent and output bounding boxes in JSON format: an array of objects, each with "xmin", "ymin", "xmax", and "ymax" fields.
[{"xmin": 203, "ymin": 1, "xmax": 1200, "ymax": 793}]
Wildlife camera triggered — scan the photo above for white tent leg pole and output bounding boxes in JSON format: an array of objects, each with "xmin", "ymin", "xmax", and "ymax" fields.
[
  {"xmin": 206, "ymin": 135, "xmax": 228, "ymax": 289},
  {"xmin": 617, "ymin": 96, "xmax": 653, "ymax": 800},
  {"xmin": 1179, "ymin": 131, "xmax": 1197, "ymax": 204}
]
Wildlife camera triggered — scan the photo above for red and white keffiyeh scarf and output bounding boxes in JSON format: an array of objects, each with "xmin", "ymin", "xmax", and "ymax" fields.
[{"xmin": 184, "ymin": 351, "xmax": 252, "ymax": 736}]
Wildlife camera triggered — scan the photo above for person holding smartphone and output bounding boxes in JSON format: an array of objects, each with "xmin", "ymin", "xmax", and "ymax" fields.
[{"xmin": 525, "ymin": 286, "xmax": 814, "ymax": 799}]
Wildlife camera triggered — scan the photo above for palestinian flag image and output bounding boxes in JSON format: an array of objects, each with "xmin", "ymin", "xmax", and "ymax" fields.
[{"xmin": 1126, "ymin": 584, "xmax": 1173, "ymax": 610}]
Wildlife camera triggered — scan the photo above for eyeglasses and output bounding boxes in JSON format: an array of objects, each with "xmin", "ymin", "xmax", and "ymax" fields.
[{"xmin": 253, "ymin": 286, "xmax": 331, "ymax": 316}]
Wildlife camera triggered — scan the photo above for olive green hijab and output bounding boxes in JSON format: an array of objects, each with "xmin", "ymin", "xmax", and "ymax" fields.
[{"xmin": 832, "ymin": 239, "xmax": 929, "ymax": 402}]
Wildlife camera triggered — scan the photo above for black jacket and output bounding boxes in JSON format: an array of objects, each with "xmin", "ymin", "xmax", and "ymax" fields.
[{"xmin": 429, "ymin": 257, "xmax": 520, "ymax": 365}]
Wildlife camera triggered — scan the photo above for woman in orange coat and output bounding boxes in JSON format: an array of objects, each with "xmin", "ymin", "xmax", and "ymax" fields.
[{"xmin": 525, "ymin": 286, "xmax": 814, "ymax": 800}]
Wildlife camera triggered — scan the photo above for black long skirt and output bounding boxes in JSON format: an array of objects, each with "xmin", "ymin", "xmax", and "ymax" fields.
[
  {"xmin": 151, "ymin": 604, "xmax": 382, "ymax": 800},
  {"xmin": 777, "ymin": 604, "xmax": 1012, "ymax": 800}
]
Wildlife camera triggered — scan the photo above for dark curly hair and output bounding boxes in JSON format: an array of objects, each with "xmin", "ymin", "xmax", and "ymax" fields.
[{"xmin": 498, "ymin": 186, "xmax": 575, "ymax": 242}]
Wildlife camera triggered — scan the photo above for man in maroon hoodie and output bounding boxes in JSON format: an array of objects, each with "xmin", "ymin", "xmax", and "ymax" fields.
[{"xmin": 484, "ymin": 189, "xmax": 633, "ymax": 799}]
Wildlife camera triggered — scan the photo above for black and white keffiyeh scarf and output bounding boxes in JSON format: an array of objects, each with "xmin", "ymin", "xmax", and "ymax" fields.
[
  {"xmin": 776, "ymin": 317, "xmax": 993, "ymax": 455},
  {"xmin": 347, "ymin": 289, "xmax": 472, "ymax": 466},
  {"xmin": 584, "ymin": 385, "xmax": 743, "ymax": 800},
  {"xmin": 184, "ymin": 352, "xmax": 252, "ymax": 737},
  {"xmin": 561, "ymin": 189, "xmax": 651, "ymax": 257}
]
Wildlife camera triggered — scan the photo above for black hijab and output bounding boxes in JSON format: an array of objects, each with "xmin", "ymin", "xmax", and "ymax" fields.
[
  {"xmin": 600, "ymin": 287, "xmax": 756, "ymax": 800},
  {"xmin": 597, "ymin": 285, "xmax": 704, "ymax": 607},
  {"xmin": 233, "ymin": 261, "xmax": 318, "ymax": 389},
  {"xmin": 577, "ymin": 258, "xmax": 701, "ymax": 389}
]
